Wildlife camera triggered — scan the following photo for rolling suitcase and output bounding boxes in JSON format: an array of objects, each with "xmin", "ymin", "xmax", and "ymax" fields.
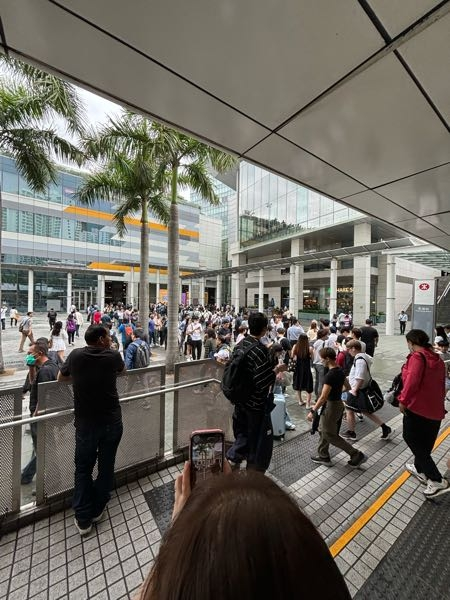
[{"xmin": 271, "ymin": 391, "xmax": 286, "ymax": 439}]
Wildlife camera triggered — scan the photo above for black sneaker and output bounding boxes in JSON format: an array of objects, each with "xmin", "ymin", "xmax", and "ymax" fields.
[
  {"xmin": 342, "ymin": 430, "xmax": 357, "ymax": 441},
  {"xmin": 311, "ymin": 455, "xmax": 332, "ymax": 466},
  {"xmin": 381, "ymin": 425, "xmax": 392, "ymax": 440},
  {"xmin": 348, "ymin": 452, "xmax": 367, "ymax": 467},
  {"xmin": 356, "ymin": 413, "xmax": 364, "ymax": 422}
]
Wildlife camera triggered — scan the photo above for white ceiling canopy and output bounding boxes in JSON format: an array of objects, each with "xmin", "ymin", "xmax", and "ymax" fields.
[{"xmin": 0, "ymin": 1, "xmax": 449, "ymax": 249}]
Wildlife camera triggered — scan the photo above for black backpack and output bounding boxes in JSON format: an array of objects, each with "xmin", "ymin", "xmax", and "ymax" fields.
[
  {"xmin": 221, "ymin": 341, "xmax": 258, "ymax": 405},
  {"xmin": 133, "ymin": 341, "xmax": 151, "ymax": 369}
]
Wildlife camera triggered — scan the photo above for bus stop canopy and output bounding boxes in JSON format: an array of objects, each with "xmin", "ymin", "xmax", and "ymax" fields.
[{"xmin": 0, "ymin": 1, "xmax": 449, "ymax": 249}]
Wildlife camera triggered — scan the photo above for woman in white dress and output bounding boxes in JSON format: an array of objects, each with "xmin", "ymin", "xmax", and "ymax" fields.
[{"xmin": 49, "ymin": 321, "xmax": 68, "ymax": 361}]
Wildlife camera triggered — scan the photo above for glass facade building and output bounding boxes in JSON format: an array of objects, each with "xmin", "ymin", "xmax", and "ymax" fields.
[
  {"xmin": 239, "ymin": 162, "xmax": 361, "ymax": 246},
  {"xmin": 1, "ymin": 155, "xmax": 219, "ymax": 310}
]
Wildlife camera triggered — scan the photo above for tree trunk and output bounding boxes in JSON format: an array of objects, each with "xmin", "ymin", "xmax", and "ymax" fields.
[
  {"xmin": 166, "ymin": 167, "xmax": 180, "ymax": 373},
  {"xmin": 138, "ymin": 199, "xmax": 150, "ymax": 334},
  {"xmin": 0, "ymin": 186, "xmax": 4, "ymax": 373}
]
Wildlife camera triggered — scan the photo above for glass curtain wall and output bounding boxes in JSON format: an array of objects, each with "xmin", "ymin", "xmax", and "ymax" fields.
[{"xmin": 238, "ymin": 162, "xmax": 361, "ymax": 246}]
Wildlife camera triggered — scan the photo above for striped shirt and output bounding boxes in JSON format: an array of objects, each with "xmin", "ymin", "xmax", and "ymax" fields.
[{"xmin": 240, "ymin": 336, "xmax": 276, "ymax": 411}]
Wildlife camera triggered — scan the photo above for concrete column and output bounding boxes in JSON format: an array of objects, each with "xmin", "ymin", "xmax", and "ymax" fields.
[
  {"xmin": 353, "ymin": 223, "xmax": 371, "ymax": 325},
  {"xmin": 231, "ymin": 272, "xmax": 240, "ymax": 309},
  {"xmin": 258, "ymin": 269, "xmax": 264, "ymax": 312},
  {"xmin": 385, "ymin": 255, "xmax": 396, "ymax": 336},
  {"xmin": 199, "ymin": 277, "xmax": 205, "ymax": 307},
  {"xmin": 329, "ymin": 258, "xmax": 338, "ymax": 320},
  {"xmin": 27, "ymin": 269, "xmax": 34, "ymax": 312},
  {"xmin": 156, "ymin": 269, "xmax": 161, "ymax": 304},
  {"xmin": 97, "ymin": 274, "xmax": 105, "ymax": 309},
  {"xmin": 67, "ymin": 272, "xmax": 72, "ymax": 313},
  {"xmin": 290, "ymin": 238, "xmax": 304, "ymax": 316},
  {"xmin": 216, "ymin": 275, "xmax": 222, "ymax": 308},
  {"xmin": 289, "ymin": 265, "xmax": 296, "ymax": 313},
  {"xmin": 296, "ymin": 264, "xmax": 304, "ymax": 311}
]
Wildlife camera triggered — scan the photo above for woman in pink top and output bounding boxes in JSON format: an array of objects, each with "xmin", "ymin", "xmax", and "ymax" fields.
[{"xmin": 399, "ymin": 329, "xmax": 449, "ymax": 499}]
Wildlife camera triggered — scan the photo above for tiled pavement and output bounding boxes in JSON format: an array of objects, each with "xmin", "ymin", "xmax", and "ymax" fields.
[{"xmin": 1, "ymin": 410, "xmax": 449, "ymax": 600}]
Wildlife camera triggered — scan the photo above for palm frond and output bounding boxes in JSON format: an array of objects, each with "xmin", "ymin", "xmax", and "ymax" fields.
[
  {"xmin": 76, "ymin": 169, "xmax": 126, "ymax": 206},
  {"xmin": 0, "ymin": 55, "xmax": 86, "ymax": 135},
  {"xmin": 181, "ymin": 161, "xmax": 219, "ymax": 205}
]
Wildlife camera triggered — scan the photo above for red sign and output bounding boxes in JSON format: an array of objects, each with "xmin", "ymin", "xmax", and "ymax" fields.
[{"xmin": 418, "ymin": 283, "xmax": 430, "ymax": 291}]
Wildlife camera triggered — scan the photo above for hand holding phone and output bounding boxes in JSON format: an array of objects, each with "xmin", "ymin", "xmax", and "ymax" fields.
[{"xmin": 189, "ymin": 429, "xmax": 225, "ymax": 487}]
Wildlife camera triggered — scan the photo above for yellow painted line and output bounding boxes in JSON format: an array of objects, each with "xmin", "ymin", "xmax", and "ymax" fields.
[
  {"xmin": 329, "ymin": 426, "xmax": 450, "ymax": 558},
  {"xmin": 64, "ymin": 206, "xmax": 199, "ymax": 238}
]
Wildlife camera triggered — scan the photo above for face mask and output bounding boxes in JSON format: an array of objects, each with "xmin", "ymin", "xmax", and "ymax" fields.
[{"xmin": 25, "ymin": 354, "xmax": 37, "ymax": 366}]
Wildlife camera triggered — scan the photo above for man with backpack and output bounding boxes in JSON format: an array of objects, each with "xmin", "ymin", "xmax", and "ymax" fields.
[
  {"xmin": 222, "ymin": 312, "xmax": 286, "ymax": 472},
  {"xmin": 125, "ymin": 328, "xmax": 151, "ymax": 370},
  {"xmin": 118, "ymin": 318, "xmax": 135, "ymax": 352}
]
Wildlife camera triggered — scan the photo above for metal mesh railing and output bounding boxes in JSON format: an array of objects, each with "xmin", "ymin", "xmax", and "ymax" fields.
[
  {"xmin": 173, "ymin": 359, "xmax": 233, "ymax": 451},
  {"xmin": 0, "ymin": 387, "xmax": 22, "ymax": 515},
  {"xmin": 36, "ymin": 366, "xmax": 166, "ymax": 502},
  {"xmin": 0, "ymin": 362, "xmax": 231, "ymax": 520}
]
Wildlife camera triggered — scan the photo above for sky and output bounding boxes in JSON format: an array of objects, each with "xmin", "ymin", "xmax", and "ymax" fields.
[{"xmin": 77, "ymin": 86, "xmax": 122, "ymax": 126}]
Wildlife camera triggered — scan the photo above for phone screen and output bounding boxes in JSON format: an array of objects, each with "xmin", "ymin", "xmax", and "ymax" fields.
[{"xmin": 190, "ymin": 429, "xmax": 225, "ymax": 486}]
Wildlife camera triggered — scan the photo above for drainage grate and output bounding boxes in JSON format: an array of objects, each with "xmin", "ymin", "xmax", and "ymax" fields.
[{"xmin": 354, "ymin": 495, "xmax": 450, "ymax": 600}]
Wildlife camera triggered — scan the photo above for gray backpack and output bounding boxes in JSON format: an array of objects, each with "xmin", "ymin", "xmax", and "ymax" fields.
[{"xmin": 133, "ymin": 341, "xmax": 150, "ymax": 368}]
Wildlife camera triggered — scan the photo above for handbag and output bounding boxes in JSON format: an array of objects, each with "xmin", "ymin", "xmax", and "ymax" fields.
[
  {"xmin": 344, "ymin": 358, "xmax": 384, "ymax": 414},
  {"xmin": 288, "ymin": 356, "xmax": 296, "ymax": 372}
]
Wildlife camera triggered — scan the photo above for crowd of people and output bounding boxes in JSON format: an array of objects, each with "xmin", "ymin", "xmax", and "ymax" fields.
[{"xmin": 16, "ymin": 301, "xmax": 450, "ymax": 541}]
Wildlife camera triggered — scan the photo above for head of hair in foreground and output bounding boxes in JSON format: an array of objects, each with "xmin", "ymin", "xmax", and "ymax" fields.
[{"xmin": 140, "ymin": 472, "xmax": 350, "ymax": 600}]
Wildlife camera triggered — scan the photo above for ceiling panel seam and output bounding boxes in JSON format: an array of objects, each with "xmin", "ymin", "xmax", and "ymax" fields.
[
  {"xmin": 339, "ymin": 161, "xmax": 450, "ymax": 198},
  {"xmin": 267, "ymin": 0, "xmax": 450, "ymax": 136},
  {"xmin": 47, "ymin": 0, "xmax": 271, "ymax": 133},
  {"xmin": 393, "ymin": 50, "xmax": 450, "ymax": 132},
  {"xmin": 2, "ymin": 45, "xmax": 245, "ymax": 158},
  {"xmin": 0, "ymin": 15, "xmax": 8, "ymax": 51},
  {"xmin": 239, "ymin": 150, "xmax": 365, "ymax": 203}
]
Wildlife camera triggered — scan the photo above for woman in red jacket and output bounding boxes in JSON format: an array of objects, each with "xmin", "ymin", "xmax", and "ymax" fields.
[{"xmin": 399, "ymin": 329, "xmax": 449, "ymax": 498}]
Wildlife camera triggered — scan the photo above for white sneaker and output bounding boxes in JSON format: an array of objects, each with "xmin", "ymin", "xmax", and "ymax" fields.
[
  {"xmin": 405, "ymin": 463, "xmax": 427, "ymax": 485},
  {"xmin": 74, "ymin": 518, "xmax": 92, "ymax": 535},
  {"xmin": 423, "ymin": 478, "xmax": 450, "ymax": 499}
]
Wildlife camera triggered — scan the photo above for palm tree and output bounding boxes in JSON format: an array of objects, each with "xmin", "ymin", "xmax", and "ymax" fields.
[
  {"xmin": 150, "ymin": 123, "xmax": 236, "ymax": 372},
  {"xmin": 0, "ymin": 56, "xmax": 85, "ymax": 374},
  {"xmin": 77, "ymin": 117, "xmax": 171, "ymax": 329},
  {"xmin": 76, "ymin": 112, "xmax": 236, "ymax": 372}
]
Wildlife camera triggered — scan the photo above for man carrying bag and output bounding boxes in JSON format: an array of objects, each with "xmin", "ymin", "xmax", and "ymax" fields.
[{"xmin": 342, "ymin": 340, "xmax": 392, "ymax": 442}]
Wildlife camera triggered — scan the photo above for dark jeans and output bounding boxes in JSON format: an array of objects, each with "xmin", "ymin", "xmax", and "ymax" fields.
[
  {"xmin": 190, "ymin": 339, "xmax": 202, "ymax": 360},
  {"xmin": 226, "ymin": 405, "xmax": 273, "ymax": 472},
  {"xmin": 21, "ymin": 420, "xmax": 37, "ymax": 483},
  {"xmin": 403, "ymin": 410, "xmax": 442, "ymax": 482},
  {"xmin": 399, "ymin": 321, "xmax": 406, "ymax": 335},
  {"xmin": 68, "ymin": 330, "xmax": 75, "ymax": 344},
  {"xmin": 73, "ymin": 421, "xmax": 123, "ymax": 523}
]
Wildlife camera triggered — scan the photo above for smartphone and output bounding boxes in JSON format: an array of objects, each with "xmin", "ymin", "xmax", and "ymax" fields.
[{"xmin": 189, "ymin": 429, "xmax": 225, "ymax": 487}]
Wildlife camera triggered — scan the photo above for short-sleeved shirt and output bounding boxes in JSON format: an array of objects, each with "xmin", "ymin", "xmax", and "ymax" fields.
[
  {"xmin": 323, "ymin": 367, "xmax": 346, "ymax": 401},
  {"xmin": 60, "ymin": 347, "xmax": 124, "ymax": 427}
]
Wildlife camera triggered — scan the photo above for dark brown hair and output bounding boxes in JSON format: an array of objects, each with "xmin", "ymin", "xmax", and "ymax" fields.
[
  {"xmin": 346, "ymin": 340, "xmax": 362, "ymax": 352},
  {"xmin": 406, "ymin": 329, "xmax": 432, "ymax": 348},
  {"xmin": 320, "ymin": 347, "xmax": 336, "ymax": 361},
  {"xmin": 293, "ymin": 333, "xmax": 310, "ymax": 358},
  {"xmin": 141, "ymin": 472, "xmax": 350, "ymax": 600}
]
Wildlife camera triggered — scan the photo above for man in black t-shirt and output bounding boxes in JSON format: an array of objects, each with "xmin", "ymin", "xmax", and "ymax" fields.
[
  {"xmin": 307, "ymin": 347, "xmax": 367, "ymax": 468},
  {"xmin": 59, "ymin": 325, "xmax": 125, "ymax": 535},
  {"xmin": 359, "ymin": 319, "xmax": 379, "ymax": 357}
]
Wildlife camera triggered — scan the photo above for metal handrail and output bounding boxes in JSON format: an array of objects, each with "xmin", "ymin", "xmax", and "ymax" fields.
[{"xmin": 0, "ymin": 378, "xmax": 221, "ymax": 431}]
